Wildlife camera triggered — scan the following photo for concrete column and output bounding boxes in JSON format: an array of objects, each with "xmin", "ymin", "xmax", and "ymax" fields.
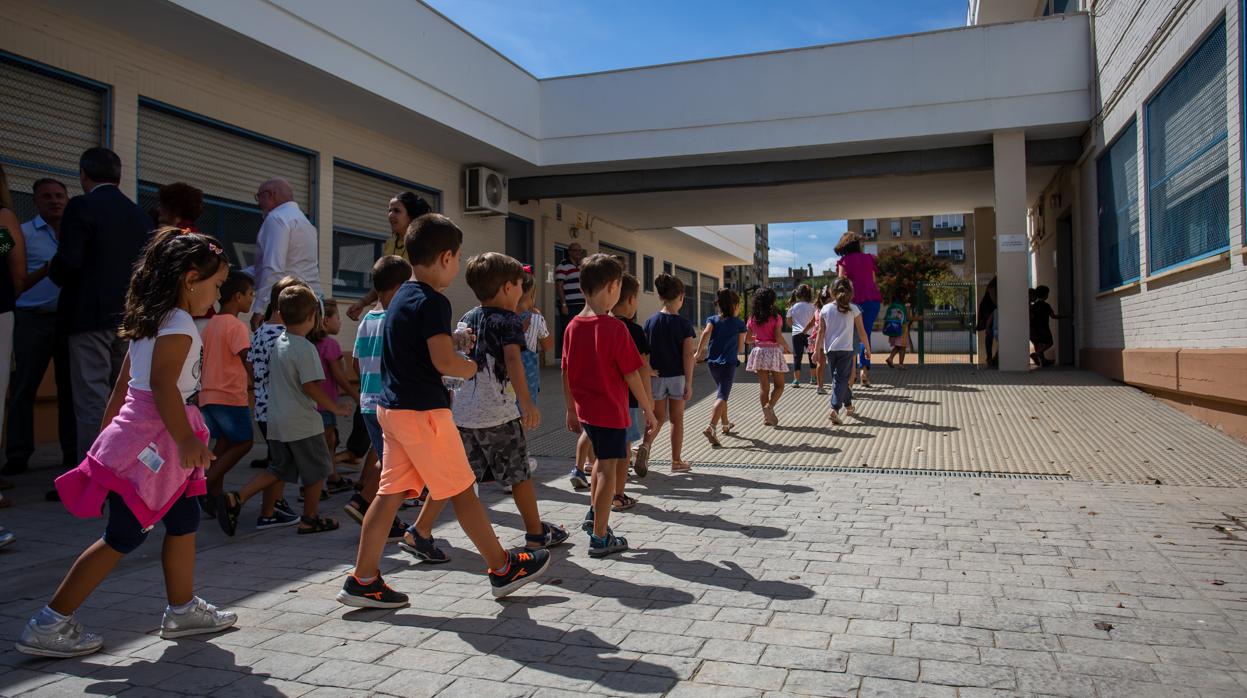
[
  {"xmin": 992, "ymin": 131, "xmax": 1030, "ymax": 372},
  {"xmin": 972, "ymin": 206, "xmax": 995, "ymax": 364}
]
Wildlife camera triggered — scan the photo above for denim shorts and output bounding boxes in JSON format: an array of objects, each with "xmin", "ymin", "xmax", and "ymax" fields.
[
  {"xmin": 200, "ymin": 404, "xmax": 254, "ymax": 444},
  {"xmin": 103, "ymin": 491, "xmax": 200, "ymax": 554},
  {"xmin": 582, "ymin": 422, "xmax": 628, "ymax": 460},
  {"xmin": 319, "ymin": 410, "xmax": 336, "ymax": 429},
  {"xmin": 361, "ymin": 410, "xmax": 384, "ymax": 461},
  {"xmin": 626, "ymin": 407, "xmax": 643, "ymax": 443},
  {"xmin": 652, "ymin": 375, "xmax": 686, "ymax": 401}
]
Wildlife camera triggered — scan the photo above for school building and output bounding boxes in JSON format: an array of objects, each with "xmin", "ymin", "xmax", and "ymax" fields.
[{"xmin": 0, "ymin": 0, "xmax": 1243, "ymax": 440}]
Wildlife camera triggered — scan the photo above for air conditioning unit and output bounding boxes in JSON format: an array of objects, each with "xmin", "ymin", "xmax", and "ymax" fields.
[{"xmin": 462, "ymin": 166, "xmax": 508, "ymax": 216}]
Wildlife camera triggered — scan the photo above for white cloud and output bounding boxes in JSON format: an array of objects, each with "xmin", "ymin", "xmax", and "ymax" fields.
[{"xmin": 768, "ymin": 246, "xmax": 798, "ymax": 265}]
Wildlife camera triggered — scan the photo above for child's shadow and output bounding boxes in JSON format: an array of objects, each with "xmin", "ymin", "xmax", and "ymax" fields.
[
  {"xmin": 546, "ymin": 557, "xmax": 698, "ymax": 610},
  {"xmin": 618, "ymin": 549, "xmax": 814, "ymax": 600},
  {"xmin": 627, "ymin": 500, "xmax": 787, "ymax": 539},
  {"xmin": 851, "ymin": 414, "xmax": 959, "ymax": 432}
]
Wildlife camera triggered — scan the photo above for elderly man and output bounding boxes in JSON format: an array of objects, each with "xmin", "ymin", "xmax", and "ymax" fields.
[
  {"xmin": 2, "ymin": 179, "xmax": 76, "ymax": 476},
  {"xmin": 247, "ymin": 177, "xmax": 321, "ymax": 329},
  {"xmin": 553, "ymin": 242, "xmax": 586, "ymax": 359}
]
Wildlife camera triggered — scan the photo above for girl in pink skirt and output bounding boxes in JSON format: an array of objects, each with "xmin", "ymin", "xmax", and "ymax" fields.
[
  {"xmin": 17, "ymin": 229, "xmax": 236, "ymax": 658},
  {"xmin": 745, "ymin": 287, "xmax": 792, "ymax": 427}
]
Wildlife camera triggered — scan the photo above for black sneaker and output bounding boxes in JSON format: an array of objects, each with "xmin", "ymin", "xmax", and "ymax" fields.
[
  {"xmin": 256, "ymin": 508, "xmax": 299, "ymax": 530},
  {"xmin": 489, "ymin": 549, "xmax": 550, "ymax": 598},
  {"xmin": 335, "ymin": 575, "xmax": 409, "ymax": 609},
  {"xmin": 589, "ymin": 531, "xmax": 629, "ymax": 558},
  {"xmin": 398, "ymin": 530, "xmax": 451, "ymax": 563},
  {"xmin": 216, "ymin": 492, "xmax": 241, "ymax": 537},
  {"xmin": 581, "ymin": 506, "xmax": 595, "ymax": 533},
  {"xmin": 386, "ymin": 517, "xmax": 406, "ymax": 543},
  {"xmin": 525, "ymin": 522, "xmax": 570, "ymax": 549},
  {"xmin": 274, "ymin": 498, "xmax": 296, "ymax": 517}
]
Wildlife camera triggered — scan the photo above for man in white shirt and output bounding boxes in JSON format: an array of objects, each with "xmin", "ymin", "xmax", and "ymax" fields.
[{"xmin": 247, "ymin": 177, "xmax": 321, "ymax": 329}]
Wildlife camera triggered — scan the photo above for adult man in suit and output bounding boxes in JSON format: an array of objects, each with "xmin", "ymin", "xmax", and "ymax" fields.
[{"xmin": 50, "ymin": 147, "xmax": 153, "ymax": 463}]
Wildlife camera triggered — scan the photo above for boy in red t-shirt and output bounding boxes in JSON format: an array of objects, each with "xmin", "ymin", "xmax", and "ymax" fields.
[{"xmin": 562, "ymin": 254, "xmax": 656, "ymax": 557}]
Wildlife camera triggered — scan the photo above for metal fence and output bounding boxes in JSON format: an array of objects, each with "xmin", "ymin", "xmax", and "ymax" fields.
[{"xmin": 916, "ymin": 281, "xmax": 976, "ymax": 364}]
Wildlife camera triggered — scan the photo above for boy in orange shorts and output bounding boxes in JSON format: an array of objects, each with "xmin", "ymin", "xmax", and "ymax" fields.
[{"xmin": 338, "ymin": 214, "xmax": 550, "ymax": 607}]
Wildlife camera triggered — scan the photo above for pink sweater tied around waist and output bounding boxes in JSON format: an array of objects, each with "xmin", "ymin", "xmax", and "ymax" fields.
[{"xmin": 56, "ymin": 388, "xmax": 208, "ymax": 530}]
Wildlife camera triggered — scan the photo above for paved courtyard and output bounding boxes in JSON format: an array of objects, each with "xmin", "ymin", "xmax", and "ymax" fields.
[{"xmin": 2, "ymin": 366, "xmax": 1247, "ymax": 697}]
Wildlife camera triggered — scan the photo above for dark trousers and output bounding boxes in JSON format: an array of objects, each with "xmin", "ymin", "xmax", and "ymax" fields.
[
  {"xmin": 555, "ymin": 301, "xmax": 585, "ymax": 360},
  {"xmin": 827, "ymin": 350, "xmax": 855, "ymax": 411},
  {"xmin": 345, "ymin": 403, "xmax": 370, "ymax": 457},
  {"xmin": 791, "ymin": 333, "xmax": 809, "ymax": 374},
  {"xmin": 6, "ymin": 309, "xmax": 76, "ymax": 466},
  {"xmin": 68, "ymin": 329, "xmax": 128, "ymax": 462}
]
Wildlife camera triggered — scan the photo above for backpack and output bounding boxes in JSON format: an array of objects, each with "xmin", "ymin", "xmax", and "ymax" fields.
[{"xmin": 882, "ymin": 302, "xmax": 907, "ymax": 337}]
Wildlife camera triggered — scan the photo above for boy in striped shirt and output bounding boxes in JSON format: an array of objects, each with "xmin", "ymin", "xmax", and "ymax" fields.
[{"xmin": 343, "ymin": 255, "xmax": 412, "ymax": 542}]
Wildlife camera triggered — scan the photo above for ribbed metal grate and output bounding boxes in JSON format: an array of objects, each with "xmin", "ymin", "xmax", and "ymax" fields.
[{"xmin": 646, "ymin": 460, "xmax": 1072, "ymax": 480}]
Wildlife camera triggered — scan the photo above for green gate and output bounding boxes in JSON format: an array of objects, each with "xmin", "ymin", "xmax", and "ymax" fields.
[{"xmin": 915, "ymin": 281, "xmax": 977, "ymax": 365}]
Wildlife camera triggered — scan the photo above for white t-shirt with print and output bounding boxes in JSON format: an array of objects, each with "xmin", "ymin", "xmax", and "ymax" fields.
[
  {"xmin": 128, "ymin": 309, "xmax": 202, "ymax": 401},
  {"xmin": 820, "ymin": 302, "xmax": 862, "ymax": 353},
  {"xmin": 524, "ymin": 312, "xmax": 549, "ymax": 353},
  {"xmin": 251, "ymin": 322, "xmax": 285, "ymax": 422},
  {"xmin": 788, "ymin": 301, "xmax": 817, "ymax": 334}
]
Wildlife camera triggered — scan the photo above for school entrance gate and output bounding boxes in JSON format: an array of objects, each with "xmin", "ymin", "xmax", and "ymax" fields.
[{"xmin": 915, "ymin": 280, "xmax": 977, "ymax": 365}]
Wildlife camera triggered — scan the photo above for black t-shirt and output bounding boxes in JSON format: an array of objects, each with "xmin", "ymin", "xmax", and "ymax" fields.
[
  {"xmin": 380, "ymin": 281, "xmax": 452, "ymax": 411},
  {"xmin": 643, "ymin": 311, "xmax": 696, "ymax": 378},
  {"xmin": 461, "ymin": 306, "xmax": 525, "ymax": 387},
  {"xmin": 1029, "ymin": 300, "xmax": 1054, "ymax": 333},
  {"xmin": 620, "ymin": 316, "xmax": 650, "ymax": 408}
]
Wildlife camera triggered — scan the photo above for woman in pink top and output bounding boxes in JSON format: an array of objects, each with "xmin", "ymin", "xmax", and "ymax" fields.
[
  {"xmin": 835, "ymin": 232, "xmax": 883, "ymax": 387},
  {"xmin": 744, "ymin": 287, "xmax": 792, "ymax": 427}
]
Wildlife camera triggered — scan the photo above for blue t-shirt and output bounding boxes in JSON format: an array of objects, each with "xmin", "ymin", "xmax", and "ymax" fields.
[
  {"xmin": 380, "ymin": 281, "xmax": 452, "ymax": 411},
  {"xmin": 705, "ymin": 315, "xmax": 747, "ymax": 366},
  {"xmin": 643, "ymin": 311, "xmax": 696, "ymax": 378}
]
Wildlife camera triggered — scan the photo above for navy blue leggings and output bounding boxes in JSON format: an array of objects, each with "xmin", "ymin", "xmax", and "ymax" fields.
[{"xmin": 103, "ymin": 491, "xmax": 200, "ymax": 554}]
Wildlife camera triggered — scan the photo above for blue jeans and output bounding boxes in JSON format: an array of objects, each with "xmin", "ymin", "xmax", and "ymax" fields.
[
  {"xmin": 361, "ymin": 411, "xmax": 384, "ymax": 462},
  {"xmin": 827, "ymin": 350, "xmax": 855, "ymax": 411},
  {"xmin": 857, "ymin": 300, "xmax": 881, "ymax": 369}
]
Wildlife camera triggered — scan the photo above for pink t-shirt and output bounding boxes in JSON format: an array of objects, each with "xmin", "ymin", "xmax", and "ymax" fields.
[
  {"xmin": 747, "ymin": 315, "xmax": 782, "ymax": 345},
  {"xmin": 315, "ymin": 336, "xmax": 343, "ymax": 404},
  {"xmin": 836, "ymin": 252, "xmax": 882, "ymax": 303}
]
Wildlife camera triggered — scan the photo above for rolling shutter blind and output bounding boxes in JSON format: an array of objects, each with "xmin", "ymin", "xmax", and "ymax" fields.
[
  {"xmin": 1096, "ymin": 122, "xmax": 1140, "ymax": 290},
  {"xmin": 1145, "ymin": 21, "xmax": 1229, "ymax": 273},
  {"xmin": 137, "ymin": 105, "xmax": 312, "ymax": 209},
  {"xmin": 0, "ymin": 57, "xmax": 105, "ymax": 217},
  {"xmin": 333, "ymin": 165, "xmax": 396, "ymax": 234}
]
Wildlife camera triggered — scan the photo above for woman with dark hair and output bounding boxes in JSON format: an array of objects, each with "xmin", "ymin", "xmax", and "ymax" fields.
[
  {"xmin": 347, "ymin": 191, "xmax": 432, "ymax": 321},
  {"xmin": 0, "ymin": 164, "xmax": 31, "ymax": 515},
  {"xmin": 834, "ymin": 231, "xmax": 881, "ymax": 387},
  {"xmin": 156, "ymin": 182, "xmax": 205, "ymax": 230}
]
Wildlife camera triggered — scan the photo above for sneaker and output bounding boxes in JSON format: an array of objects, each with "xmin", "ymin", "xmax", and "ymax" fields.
[
  {"xmin": 336, "ymin": 575, "xmax": 409, "ymax": 609},
  {"xmin": 568, "ymin": 468, "xmax": 589, "ymax": 490},
  {"xmin": 525, "ymin": 522, "xmax": 570, "ymax": 549},
  {"xmin": 274, "ymin": 498, "xmax": 296, "ymax": 517},
  {"xmin": 589, "ymin": 531, "xmax": 629, "ymax": 558},
  {"xmin": 0, "ymin": 526, "xmax": 13, "ymax": 549},
  {"xmin": 791, "ymin": 379, "xmax": 800, "ymax": 387},
  {"xmin": 326, "ymin": 477, "xmax": 355, "ymax": 495},
  {"xmin": 633, "ymin": 444, "xmax": 649, "ymax": 478},
  {"xmin": 17, "ymin": 614, "xmax": 103, "ymax": 657},
  {"xmin": 501, "ymin": 483, "xmax": 513, "ymax": 494},
  {"xmin": 400, "ymin": 497, "xmax": 422, "ymax": 509},
  {"xmin": 398, "ymin": 530, "xmax": 451, "ymax": 563},
  {"xmin": 829, "ymin": 410, "xmax": 843, "ymax": 426},
  {"xmin": 581, "ymin": 506, "xmax": 595, "ymax": 533},
  {"xmin": 488, "ymin": 549, "xmax": 550, "ymax": 598},
  {"xmin": 160, "ymin": 597, "xmax": 237, "ymax": 639},
  {"xmin": 256, "ymin": 509, "xmax": 300, "ymax": 530},
  {"xmin": 816, "ymin": 386, "xmax": 827, "ymax": 395},
  {"xmin": 386, "ymin": 517, "xmax": 406, "ymax": 543},
  {"xmin": 343, "ymin": 493, "xmax": 369, "ymax": 525},
  {"xmin": 216, "ymin": 492, "xmax": 241, "ymax": 537}
]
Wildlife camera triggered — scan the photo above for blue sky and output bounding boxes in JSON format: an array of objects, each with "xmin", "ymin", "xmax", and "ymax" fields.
[{"xmin": 424, "ymin": 1, "xmax": 965, "ymax": 276}]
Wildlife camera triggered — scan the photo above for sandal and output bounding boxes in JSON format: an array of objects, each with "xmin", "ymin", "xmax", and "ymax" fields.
[
  {"xmin": 216, "ymin": 492, "xmax": 242, "ymax": 536},
  {"xmin": 633, "ymin": 444, "xmax": 650, "ymax": 478},
  {"xmin": 721, "ymin": 422, "xmax": 736, "ymax": 435},
  {"xmin": 611, "ymin": 494, "xmax": 637, "ymax": 511},
  {"xmin": 671, "ymin": 460, "xmax": 692, "ymax": 473},
  {"xmin": 525, "ymin": 521, "xmax": 570, "ymax": 549},
  {"xmin": 702, "ymin": 427, "xmax": 721, "ymax": 448},
  {"xmin": 326, "ymin": 477, "xmax": 356, "ymax": 494},
  {"xmin": 298, "ymin": 515, "xmax": 339, "ymax": 534}
]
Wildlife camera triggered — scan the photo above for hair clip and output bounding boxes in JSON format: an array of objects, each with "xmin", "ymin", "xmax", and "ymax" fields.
[
  {"xmin": 523, "ymin": 264, "xmax": 533, "ymax": 273},
  {"xmin": 207, "ymin": 242, "xmax": 224, "ymax": 255}
]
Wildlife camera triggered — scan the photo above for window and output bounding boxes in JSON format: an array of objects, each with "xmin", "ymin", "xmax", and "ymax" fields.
[
  {"xmin": 663, "ymin": 261, "xmax": 673, "ymax": 275},
  {"xmin": 863, "ymin": 218, "xmax": 878, "ymax": 238},
  {"xmin": 599, "ymin": 241, "xmax": 636, "ymax": 276},
  {"xmin": 910, "ymin": 220, "xmax": 923, "ymax": 236},
  {"xmin": 1096, "ymin": 121, "xmax": 1141, "ymax": 289},
  {"xmin": 673, "ymin": 266, "xmax": 698, "ymax": 325},
  {"xmin": 891, "ymin": 220, "xmax": 902, "ymax": 237},
  {"xmin": 700, "ymin": 274, "xmax": 718, "ymax": 323},
  {"xmin": 643, "ymin": 255, "xmax": 654, "ymax": 292},
  {"xmin": 1146, "ymin": 20, "xmax": 1229, "ymax": 273},
  {"xmin": 932, "ymin": 214, "xmax": 964, "ymax": 229},
  {"xmin": 864, "ymin": 242, "xmax": 879, "ymax": 255},
  {"xmin": 0, "ymin": 53, "xmax": 109, "ymax": 222},
  {"xmin": 331, "ymin": 161, "xmax": 440, "ymax": 296},
  {"xmin": 935, "ymin": 239, "xmax": 965, "ymax": 262}
]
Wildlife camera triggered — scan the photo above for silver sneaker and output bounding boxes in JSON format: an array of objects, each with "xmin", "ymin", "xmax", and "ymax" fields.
[
  {"xmin": 0, "ymin": 526, "xmax": 14, "ymax": 549},
  {"xmin": 159, "ymin": 597, "xmax": 237, "ymax": 639},
  {"xmin": 17, "ymin": 615, "xmax": 104, "ymax": 658}
]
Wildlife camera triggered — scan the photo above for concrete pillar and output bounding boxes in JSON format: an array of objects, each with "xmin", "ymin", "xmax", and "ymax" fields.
[
  {"xmin": 972, "ymin": 206, "xmax": 996, "ymax": 364},
  {"xmin": 992, "ymin": 131, "xmax": 1030, "ymax": 372}
]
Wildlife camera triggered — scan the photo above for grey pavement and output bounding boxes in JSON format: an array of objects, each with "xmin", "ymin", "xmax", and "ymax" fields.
[{"xmin": 2, "ymin": 366, "xmax": 1247, "ymax": 696}]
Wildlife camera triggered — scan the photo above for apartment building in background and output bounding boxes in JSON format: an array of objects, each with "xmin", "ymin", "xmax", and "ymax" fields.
[{"xmin": 847, "ymin": 214, "xmax": 976, "ymax": 279}]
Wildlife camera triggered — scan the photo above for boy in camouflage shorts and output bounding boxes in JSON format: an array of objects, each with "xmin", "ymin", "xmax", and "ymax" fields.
[{"xmin": 402, "ymin": 252, "xmax": 568, "ymax": 561}]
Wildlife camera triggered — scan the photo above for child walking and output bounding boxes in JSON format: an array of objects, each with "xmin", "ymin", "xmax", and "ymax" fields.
[
  {"xmin": 614, "ymin": 273, "xmax": 651, "ymax": 504},
  {"xmin": 18, "ymin": 229, "xmax": 236, "ymax": 657},
  {"xmin": 815, "ymin": 278, "xmax": 871, "ymax": 425},
  {"xmin": 343, "ymin": 255, "xmax": 413, "ymax": 543},
  {"xmin": 695, "ymin": 288, "xmax": 746, "ymax": 445},
  {"xmin": 1029, "ymin": 285, "xmax": 1066, "ymax": 367},
  {"xmin": 745, "ymin": 287, "xmax": 792, "ymax": 427},
  {"xmin": 403, "ymin": 252, "xmax": 568, "ymax": 562},
  {"xmin": 811, "ymin": 286, "xmax": 830, "ymax": 394},
  {"xmin": 883, "ymin": 294, "xmax": 919, "ymax": 370},
  {"xmin": 787, "ymin": 284, "xmax": 817, "ymax": 387},
  {"xmin": 564, "ymin": 254, "xmax": 656, "ymax": 557},
  {"xmin": 340, "ymin": 214, "xmax": 550, "ymax": 606},
  {"xmin": 217, "ymin": 285, "xmax": 351, "ymax": 536},
  {"xmin": 518, "ymin": 271, "xmax": 552, "ymax": 400},
  {"xmin": 249, "ymin": 274, "xmax": 306, "ymax": 491},
  {"xmin": 643, "ymin": 274, "xmax": 696, "ymax": 472},
  {"xmin": 310, "ymin": 301, "xmax": 359, "ymax": 495}
]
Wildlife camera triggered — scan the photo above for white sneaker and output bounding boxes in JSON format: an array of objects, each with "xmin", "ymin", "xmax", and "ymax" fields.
[
  {"xmin": 830, "ymin": 410, "xmax": 843, "ymax": 425},
  {"xmin": 17, "ymin": 614, "xmax": 104, "ymax": 658},
  {"xmin": 159, "ymin": 597, "xmax": 237, "ymax": 639},
  {"xmin": 0, "ymin": 526, "xmax": 14, "ymax": 549}
]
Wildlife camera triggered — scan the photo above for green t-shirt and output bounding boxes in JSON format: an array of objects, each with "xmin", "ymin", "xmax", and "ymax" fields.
[{"xmin": 267, "ymin": 332, "xmax": 326, "ymax": 442}]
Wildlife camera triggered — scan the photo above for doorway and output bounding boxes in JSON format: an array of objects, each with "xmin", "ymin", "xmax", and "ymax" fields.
[
  {"xmin": 1056, "ymin": 213, "xmax": 1075, "ymax": 366},
  {"xmin": 506, "ymin": 214, "xmax": 533, "ymax": 266}
]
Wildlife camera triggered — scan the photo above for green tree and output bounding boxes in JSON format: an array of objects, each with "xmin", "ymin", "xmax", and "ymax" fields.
[{"xmin": 875, "ymin": 244, "xmax": 953, "ymax": 306}]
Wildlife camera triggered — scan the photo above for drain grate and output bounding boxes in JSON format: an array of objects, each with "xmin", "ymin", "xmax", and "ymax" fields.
[{"xmin": 646, "ymin": 461, "xmax": 1072, "ymax": 480}]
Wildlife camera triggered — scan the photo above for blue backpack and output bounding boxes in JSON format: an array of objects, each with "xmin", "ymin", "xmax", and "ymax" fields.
[{"xmin": 882, "ymin": 302, "xmax": 907, "ymax": 337}]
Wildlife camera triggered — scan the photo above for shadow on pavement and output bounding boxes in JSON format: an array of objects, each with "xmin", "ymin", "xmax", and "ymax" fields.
[{"xmin": 617, "ymin": 549, "xmax": 814, "ymax": 600}]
